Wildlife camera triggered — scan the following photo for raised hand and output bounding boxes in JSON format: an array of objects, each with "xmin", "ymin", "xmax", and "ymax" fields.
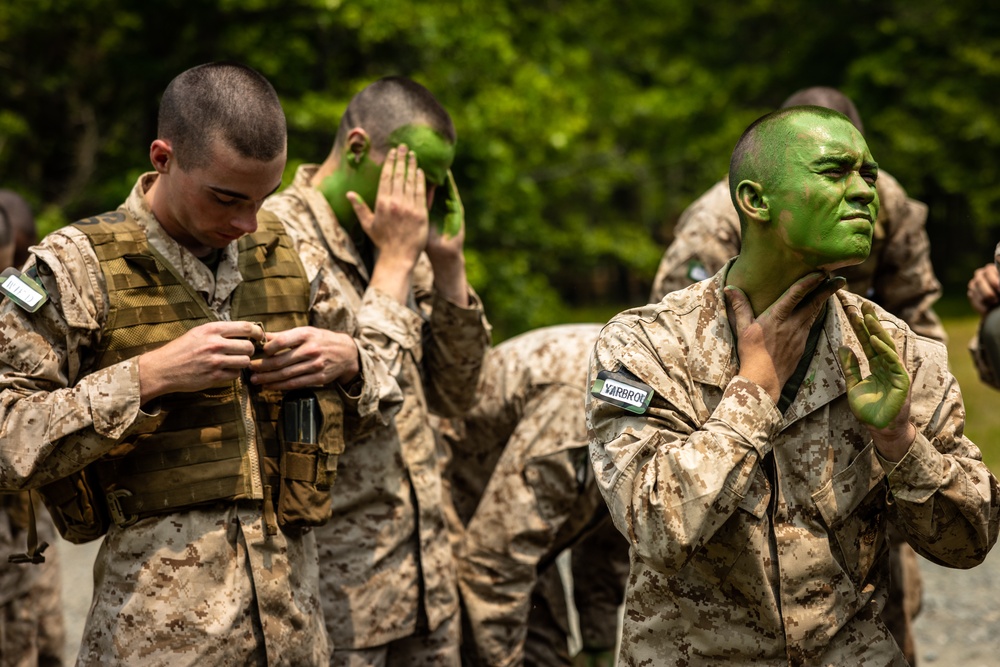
[
  {"xmin": 967, "ymin": 261, "xmax": 1000, "ymax": 315},
  {"xmin": 426, "ymin": 169, "xmax": 470, "ymax": 307},
  {"xmin": 725, "ymin": 272, "xmax": 845, "ymax": 403},
  {"xmin": 837, "ymin": 301, "xmax": 915, "ymax": 460},
  {"xmin": 348, "ymin": 144, "xmax": 428, "ymax": 304}
]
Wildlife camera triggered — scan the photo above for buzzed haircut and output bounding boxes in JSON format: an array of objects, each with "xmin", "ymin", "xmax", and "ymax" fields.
[
  {"xmin": 780, "ymin": 86, "xmax": 864, "ymax": 135},
  {"xmin": 0, "ymin": 190, "xmax": 35, "ymax": 267},
  {"xmin": 728, "ymin": 106, "xmax": 853, "ymax": 225},
  {"xmin": 157, "ymin": 62, "xmax": 286, "ymax": 170},
  {"xmin": 334, "ymin": 77, "xmax": 455, "ymax": 155}
]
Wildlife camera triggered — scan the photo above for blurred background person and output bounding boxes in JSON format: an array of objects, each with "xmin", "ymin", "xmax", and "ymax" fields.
[
  {"xmin": 966, "ymin": 242, "xmax": 1000, "ymax": 389},
  {"xmin": 0, "ymin": 189, "xmax": 64, "ymax": 667}
]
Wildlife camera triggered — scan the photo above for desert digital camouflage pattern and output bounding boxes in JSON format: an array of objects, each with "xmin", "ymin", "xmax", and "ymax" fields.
[
  {"xmin": 969, "ymin": 241, "xmax": 1000, "ymax": 389},
  {"xmin": 588, "ymin": 265, "xmax": 999, "ymax": 667},
  {"xmin": 650, "ymin": 172, "xmax": 946, "ymax": 343},
  {"xmin": 264, "ymin": 165, "xmax": 491, "ymax": 654},
  {"xmin": 0, "ymin": 494, "xmax": 64, "ymax": 667},
  {"xmin": 440, "ymin": 324, "xmax": 626, "ymax": 667},
  {"xmin": 0, "ymin": 174, "xmax": 402, "ymax": 666}
]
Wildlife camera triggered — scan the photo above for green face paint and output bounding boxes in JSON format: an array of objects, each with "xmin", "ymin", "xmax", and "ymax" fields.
[
  {"xmin": 318, "ymin": 123, "xmax": 456, "ymax": 233},
  {"xmin": 386, "ymin": 124, "xmax": 455, "ymax": 187},
  {"xmin": 764, "ymin": 115, "xmax": 880, "ymax": 271}
]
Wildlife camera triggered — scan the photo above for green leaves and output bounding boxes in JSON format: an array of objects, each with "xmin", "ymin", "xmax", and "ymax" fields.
[{"xmin": 0, "ymin": 0, "xmax": 996, "ymax": 337}]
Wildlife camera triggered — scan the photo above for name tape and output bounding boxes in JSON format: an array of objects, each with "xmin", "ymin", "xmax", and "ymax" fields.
[
  {"xmin": 591, "ymin": 370, "xmax": 653, "ymax": 414},
  {"xmin": 0, "ymin": 270, "xmax": 48, "ymax": 312}
]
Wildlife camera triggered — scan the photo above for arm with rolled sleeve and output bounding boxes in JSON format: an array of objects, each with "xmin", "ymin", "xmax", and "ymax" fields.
[
  {"xmin": 586, "ymin": 319, "xmax": 783, "ymax": 575},
  {"xmin": 0, "ymin": 230, "xmax": 156, "ymax": 489}
]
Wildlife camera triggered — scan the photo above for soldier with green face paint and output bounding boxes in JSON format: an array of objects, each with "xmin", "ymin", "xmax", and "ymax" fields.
[
  {"xmin": 263, "ymin": 77, "xmax": 490, "ymax": 666},
  {"xmin": 588, "ymin": 107, "xmax": 999, "ymax": 666},
  {"xmin": 650, "ymin": 87, "xmax": 939, "ymax": 663}
]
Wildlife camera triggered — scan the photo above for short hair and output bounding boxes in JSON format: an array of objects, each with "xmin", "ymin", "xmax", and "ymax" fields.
[
  {"xmin": 0, "ymin": 190, "xmax": 35, "ymax": 267},
  {"xmin": 729, "ymin": 106, "xmax": 854, "ymax": 222},
  {"xmin": 334, "ymin": 77, "xmax": 455, "ymax": 156},
  {"xmin": 157, "ymin": 62, "xmax": 286, "ymax": 170},
  {"xmin": 780, "ymin": 86, "xmax": 864, "ymax": 135}
]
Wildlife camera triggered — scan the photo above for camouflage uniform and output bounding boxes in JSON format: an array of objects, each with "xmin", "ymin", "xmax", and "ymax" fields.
[
  {"xmin": 0, "ymin": 174, "xmax": 402, "ymax": 666},
  {"xmin": 588, "ymin": 264, "xmax": 999, "ymax": 667},
  {"xmin": 439, "ymin": 324, "xmax": 627, "ymax": 667},
  {"xmin": 263, "ymin": 165, "xmax": 491, "ymax": 664},
  {"xmin": 969, "ymin": 241, "xmax": 1000, "ymax": 389},
  {"xmin": 0, "ymin": 494, "xmax": 64, "ymax": 667},
  {"xmin": 649, "ymin": 171, "xmax": 942, "ymax": 662}
]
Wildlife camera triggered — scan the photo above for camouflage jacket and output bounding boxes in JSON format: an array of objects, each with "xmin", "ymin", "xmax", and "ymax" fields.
[
  {"xmin": 650, "ymin": 172, "xmax": 947, "ymax": 343},
  {"xmin": 263, "ymin": 165, "xmax": 491, "ymax": 648},
  {"xmin": 442, "ymin": 323, "xmax": 614, "ymax": 666},
  {"xmin": 588, "ymin": 265, "xmax": 999, "ymax": 666},
  {"xmin": 0, "ymin": 174, "xmax": 402, "ymax": 666}
]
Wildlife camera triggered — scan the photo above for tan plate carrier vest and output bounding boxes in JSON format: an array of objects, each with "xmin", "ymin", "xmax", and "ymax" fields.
[{"xmin": 39, "ymin": 210, "xmax": 345, "ymax": 543}]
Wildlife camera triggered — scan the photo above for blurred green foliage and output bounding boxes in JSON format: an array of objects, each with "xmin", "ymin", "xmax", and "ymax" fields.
[{"xmin": 1, "ymin": 0, "xmax": 998, "ymax": 338}]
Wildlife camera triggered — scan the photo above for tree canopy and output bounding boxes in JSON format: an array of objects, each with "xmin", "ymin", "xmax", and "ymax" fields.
[{"xmin": 1, "ymin": 0, "xmax": 997, "ymax": 337}]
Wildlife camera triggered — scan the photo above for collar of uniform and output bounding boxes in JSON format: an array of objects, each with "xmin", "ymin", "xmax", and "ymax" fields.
[
  {"xmin": 685, "ymin": 260, "xmax": 850, "ymax": 423},
  {"xmin": 290, "ymin": 164, "xmax": 370, "ymax": 282},
  {"xmin": 129, "ymin": 172, "xmax": 242, "ymax": 307}
]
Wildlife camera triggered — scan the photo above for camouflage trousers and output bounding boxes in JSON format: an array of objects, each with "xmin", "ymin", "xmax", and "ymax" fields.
[{"xmin": 0, "ymin": 495, "xmax": 65, "ymax": 667}]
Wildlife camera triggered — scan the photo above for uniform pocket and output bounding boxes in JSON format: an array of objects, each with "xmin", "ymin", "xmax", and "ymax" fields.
[{"xmin": 812, "ymin": 442, "xmax": 889, "ymax": 589}]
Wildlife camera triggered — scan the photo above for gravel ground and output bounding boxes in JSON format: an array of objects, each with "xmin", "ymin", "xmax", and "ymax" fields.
[{"xmin": 56, "ymin": 535, "xmax": 1000, "ymax": 665}]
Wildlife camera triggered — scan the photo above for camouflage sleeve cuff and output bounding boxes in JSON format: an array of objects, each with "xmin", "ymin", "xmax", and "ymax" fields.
[
  {"xmin": 429, "ymin": 287, "xmax": 491, "ymax": 341},
  {"xmin": 88, "ymin": 359, "xmax": 148, "ymax": 440},
  {"xmin": 711, "ymin": 376, "xmax": 784, "ymax": 458},
  {"xmin": 357, "ymin": 286, "xmax": 423, "ymax": 351},
  {"xmin": 880, "ymin": 430, "xmax": 945, "ymax": 504}
]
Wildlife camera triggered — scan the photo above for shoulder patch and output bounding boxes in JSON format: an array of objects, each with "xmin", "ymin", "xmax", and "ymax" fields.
[
  {"xmin": 0, "ymin": 267, "xmax": 48, "ymax": 312},
  {"xmin": 591, "ymin": 368, "xmax": 653, "ymax": 414}
]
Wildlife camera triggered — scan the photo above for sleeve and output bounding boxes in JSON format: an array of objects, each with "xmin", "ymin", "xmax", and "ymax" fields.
[
  {"xmin": 871, "ymin": 185, "xmax": 947, "ymax": 343},
  {"xmin": 299, "ymin": 237, "xmax": 404, "ymax": 433},
  {"xmin": 586, "ymin": 319, "xmax": 784, "ymax": 575},
  {"xmin": 0, "ymin": 231, "xmax": 152, "ymax": 489},
  {"xmin": 883, "ymin": 338, "xmax": 1000, "ymax": 567},
  {"xmin": 649, "ymin": 188, "xmax": 741, "ymax": 303},
  {"xmin": 456, "ymin": 386, "xmax": 585, "ymax": 666},
  {"xmin": 421, "ymin": 287, "xmax": 491, "ymax": 417}
]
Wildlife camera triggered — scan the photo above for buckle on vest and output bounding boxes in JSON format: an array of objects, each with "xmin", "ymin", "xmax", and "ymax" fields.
[{"xmin": 106, "ymin": 489, "xmax": 139, "ymax": 527}]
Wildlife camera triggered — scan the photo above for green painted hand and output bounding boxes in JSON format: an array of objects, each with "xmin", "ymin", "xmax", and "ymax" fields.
[
  {"xmin": 837, "ymin": 302, "xmax": 911, "ymax": 430},
  {"xmin": 432, "ymin": 169, "xmax": 463, "ymax": 238}
]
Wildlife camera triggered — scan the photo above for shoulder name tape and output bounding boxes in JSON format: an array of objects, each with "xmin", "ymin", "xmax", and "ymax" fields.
[
  {"xmin": 0, "ymin": 268, "xmax": 48, "ymax": 312},
  {"xmin": 591, "ymin": 369, "xmax": 653, "ymax": 414}
]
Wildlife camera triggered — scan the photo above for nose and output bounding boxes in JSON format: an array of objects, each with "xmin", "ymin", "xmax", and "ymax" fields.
[
  {"xmin": 846, "ymin": 171, "xmax": 876, "ymax": 205},
  {"xmin": 231, "ymin": 205, "xmax": 259, "ymax": 235}
]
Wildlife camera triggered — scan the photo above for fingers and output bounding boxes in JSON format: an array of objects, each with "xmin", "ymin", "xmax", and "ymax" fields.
[
  {"xmin": 347, "ymin": 192, "xmax": 374, "ymax": 227},
  {"xmin": 862, "ymin": 303, "xmax": 897, "ymax": 354},
  {"xmin": 382, "ymin": 146, "xmax": 399, "ymax": 196},
  {"xmin": 723, "ymin": 285, "xmax": 753, "ymax": 333},
  {"xmin": 845, "ymin": 306, "xmax": 877, "ymax": 361},
  {"xmin": 837, "ymin": 346, "xmax": 862, "ymax": 391},
  {"xmin": 768, "ymin": 272, "xmax": 827, "ymax": 320}
]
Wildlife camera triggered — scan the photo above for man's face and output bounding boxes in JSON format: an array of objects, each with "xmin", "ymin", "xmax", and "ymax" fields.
[
  {"xmin": 765, "ymin": 115, "xmax": 879, "ymax": 272},
  {"xmin": 159, "ymin": 138, "xmax": 285, "ymax": 255}
]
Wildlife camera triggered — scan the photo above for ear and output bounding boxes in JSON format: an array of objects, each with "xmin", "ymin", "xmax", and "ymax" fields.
[
  {"xmin": 734, "ymin": 180, "xmax": 770, "ymax": 223},
  {"xmin": 344, "ymin": 128, "xmax": 371, "ymax": 167},
  {"xmin": 150, "ymin": 139, "xmax": 173, "ymax": 174}
]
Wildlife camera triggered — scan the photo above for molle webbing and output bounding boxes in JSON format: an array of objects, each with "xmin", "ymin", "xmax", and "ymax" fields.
[{"xmin": 72, "ymin": 209, "xmax": 311, "ymax": 523}]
